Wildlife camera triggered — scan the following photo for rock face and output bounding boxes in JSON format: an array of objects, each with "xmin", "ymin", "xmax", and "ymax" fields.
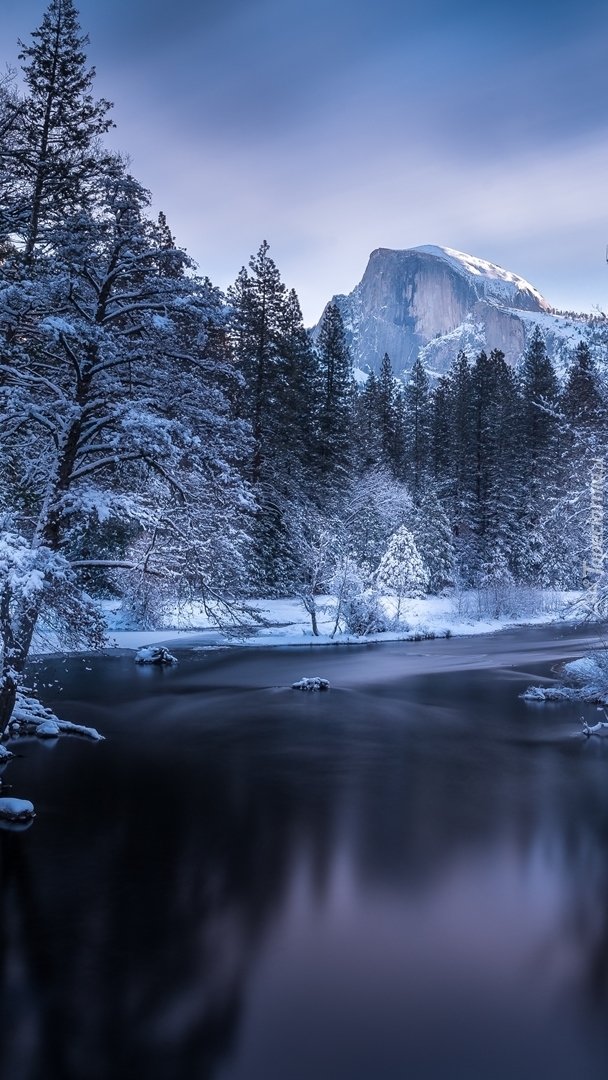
[{"xmin": 317, "ymin": 245, "xmax": 587, "ymax": 375}]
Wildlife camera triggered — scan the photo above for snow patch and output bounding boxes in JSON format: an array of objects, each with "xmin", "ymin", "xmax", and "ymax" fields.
[
  {"xmin": 413, "ymin": 246, "xmax": 549, "ymax": 310},
  {"xmin": 10, "ymin": 690, "xmax": 104, "ymax": 741},
  {"xmin": 134, "ymin": 645, "xmax": 178, "ymax": 665},
  {"xmin": 0, "ymin": 798, "xmax": 35, "ymax": 822}
]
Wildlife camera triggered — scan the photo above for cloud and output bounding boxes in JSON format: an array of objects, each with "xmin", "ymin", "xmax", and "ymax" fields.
[{"xmin": 1, "ymin": 0, "xmax": 607, "ymax": 319}]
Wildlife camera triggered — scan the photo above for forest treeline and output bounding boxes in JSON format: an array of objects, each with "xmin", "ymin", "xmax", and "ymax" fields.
[{"xmin": 0, "ymin": 0, "xmax": 606, "ymax": 725}]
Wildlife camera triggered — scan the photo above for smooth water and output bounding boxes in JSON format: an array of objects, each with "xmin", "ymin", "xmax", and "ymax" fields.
[{"xmin": 2, "ymin": 626, "xmax": 608, "ymax": 1079}]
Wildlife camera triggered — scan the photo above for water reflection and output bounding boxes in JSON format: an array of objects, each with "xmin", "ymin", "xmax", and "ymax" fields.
[{"xmin": 0, "ymin": 639, "xmax": 608, "ymax": 1078}]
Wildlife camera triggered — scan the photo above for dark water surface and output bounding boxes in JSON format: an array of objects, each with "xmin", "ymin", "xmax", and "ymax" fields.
[{"xmin": 2, "ymin": 626, "xmax": 608, "ymax": 1079}]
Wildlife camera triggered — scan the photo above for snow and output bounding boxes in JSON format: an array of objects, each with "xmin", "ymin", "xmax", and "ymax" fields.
[
  {"xmin": 0, "ymin": 798, "xmax": 35, "ymax": 821},
  {"xmin": 292, "ymin": 678, "xmax": 330, "ymax": 691},
  {"xmin": 0, "ymin": 746, "xmax": 13, "ymax": 763},
  {"xmin": 413, "ymin": 246, "xmax": 549, "ymax": 310},
  {"xmin": 10, "ymin": 690, "xmax": 104, "ymax": 741},
  {"xmin": 522, "ymin": 650, "xmax": 608, "ymax": 708},
  {"xmin": 36, "ymin": 719, "xmax": 61, "ymax": 737},
  {"xmin": 134, "ymin": 645, "xmax": 178, "ymax": 665}
]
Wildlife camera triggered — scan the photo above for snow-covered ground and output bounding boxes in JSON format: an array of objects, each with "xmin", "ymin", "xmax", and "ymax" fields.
[{"xmin": 30, "ymin": 590, "xmax": 582, "ymax": 656}]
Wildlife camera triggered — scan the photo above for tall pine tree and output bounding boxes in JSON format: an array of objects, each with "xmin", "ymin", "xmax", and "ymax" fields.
[
  {"xmin": 4, "ymin": 0, "xmax": 113, "ymax": 256},
  {"xmin": 402, "ymin": 357, "xmax": 431, "ymax": 504},
  {"xmin": 314, "ymin": 302, "xmax": 355, "ymax": 487}
]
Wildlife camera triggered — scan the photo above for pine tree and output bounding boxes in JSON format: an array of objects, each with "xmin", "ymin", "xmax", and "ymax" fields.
[
  {"xmin": 562, "ymin": 341, "xmax": 604, "ymax": 430},
  {"xmin": 411, "ymin": 492, "xmax": 455, "ymax": 593},
  {"xmin": 4, "ymin": 0, "xmax": 113, "ymax": 255},
  {"xmin": 520, "ymin": 326, "xmax": 560, "ymax": 481},
  {"xmin": 376, "ymin": 353, "xmax": 405, "ymax": 475},
  {"xmin": 515, "ymin": 327, "xmax": 562, "ymax": 583},
  {"xmin": 356, "ymin": 370, "xmax": 381, "ymax": 469},
  {"xmin": 402, "ymin": 357, "xmax": 431, "ymax": 503},
  {"xmin": 314, "ymin": 302, "xmax": 355, "ymax": 486},
  {"xmin": 430, "ymin": 375, "xmax": 452, "ymax": 491},
  {"xmin": 375, "ymin": 525, "xmax": 429, "ymax": 615},
  {"xmin": 469, "ymin": 349, "xmax": 520, "ymax": 579},
  {"xmin": 228, "ymin": 241, "xmax": 288, "ymax": 487},
  {"xmin": 277, "ymin": 287, "xmax": 319, "ymax": 486}
]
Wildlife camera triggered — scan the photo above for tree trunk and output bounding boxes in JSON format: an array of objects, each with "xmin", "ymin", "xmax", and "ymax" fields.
[{"xmin": 0, "ymin": 601, "xmax": 38, "ymax": 735}]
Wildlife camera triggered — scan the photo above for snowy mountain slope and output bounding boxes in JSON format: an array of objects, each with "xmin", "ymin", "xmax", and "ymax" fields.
[
  {"xmin": 413, "ymin": 246, "xmax": 550, "ymax": 312},
  {"xmin": 315, "ymin": 246, "xmax": 597, "ymax": 375}
]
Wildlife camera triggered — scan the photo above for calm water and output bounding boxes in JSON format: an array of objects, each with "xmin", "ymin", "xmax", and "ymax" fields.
[{"xmin": 2, "ymin": 626, "xmax": 608, "ymax": 1079}]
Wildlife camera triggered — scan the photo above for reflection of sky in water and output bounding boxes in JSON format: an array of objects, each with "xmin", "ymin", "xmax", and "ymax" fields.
[{"xmin": 2, "ymin": 629, "xmax": 608, "ymax": 1078}]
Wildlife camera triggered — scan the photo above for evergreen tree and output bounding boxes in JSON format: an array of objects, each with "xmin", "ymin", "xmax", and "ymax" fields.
[
  {"xmin": 375, "ymin": 525, "xmax": 429, "ymax": 615},
  {"xmin": 519, "ymin": 326, "xmax": 560, "ymax": 481},
  {"xmin": 562, "ymin": 341, "xmax": 604, "ymax": 430},
  {"xmin": 515, "ymin": 327, "xmax": 562, "ymax": 582},
  {"xmin": 430, "ymin": 375, "xmax": 452, "ymax": 491},
  {"xmin": 376, "ymin": 353, "xmax": 405, "ymax": 475},
  {"xmin": 469, "ymin": 349, "xmax": 520, "ymax": 579},
  {"xmin": 314, "ymin": 302, "xmax": 355, "ymax": 485},
  {"xmin": 411, "ymin": 492, "xmax": 455, "ymax": 593},
  {"xmin": 277, "ymin": 287, "xmax": 319, "ymax": 486},
  {"xmin": 3, "ymin": 0, "xmax": 113, "ymax": 255},
  {"xmin": 402, "ymin": 357, "xmax": 431, "ymax": 503},
  {"xmin": 446, "ymin": 351, "xmax": 474, "ymax": 527},
  {"xmin": 228, "ymin": 241, "xmax": 288, "ymax": 487},
  {"xmin": 356, "ymin": 370, "xmax": 381, "ymax": 469}
]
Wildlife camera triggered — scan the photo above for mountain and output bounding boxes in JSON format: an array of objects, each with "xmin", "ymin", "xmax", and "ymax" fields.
[{"xmin": 316, "ymin": 245, "xmax": 590, "ymax": 376}]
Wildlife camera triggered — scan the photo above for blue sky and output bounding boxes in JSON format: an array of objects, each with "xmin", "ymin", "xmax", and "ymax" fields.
[{"xmin": 2, "ymin": 0, "xmax": 608, "ymax": 321}]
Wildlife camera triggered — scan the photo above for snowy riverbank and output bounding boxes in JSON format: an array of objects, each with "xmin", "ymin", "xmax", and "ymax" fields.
[{"xmin": 30, "ymin": 590, "xmax": 583, "ymax": 656}]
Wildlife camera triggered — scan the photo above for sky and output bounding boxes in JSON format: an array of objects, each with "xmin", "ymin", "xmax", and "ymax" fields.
[{"xmin": 1, "ymin": 0, "xmax": 608, "ymax": 323}]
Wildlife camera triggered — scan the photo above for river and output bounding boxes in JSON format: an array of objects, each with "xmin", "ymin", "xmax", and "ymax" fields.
[{"xmin": 1, "ymin": 624, "xmax": 608, "ymax": 1079}]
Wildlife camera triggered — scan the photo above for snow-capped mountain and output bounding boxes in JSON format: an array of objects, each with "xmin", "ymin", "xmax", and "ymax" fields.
[{"xmin": 316, "ymin": 245, "xmax": 591, "ymax": 375}]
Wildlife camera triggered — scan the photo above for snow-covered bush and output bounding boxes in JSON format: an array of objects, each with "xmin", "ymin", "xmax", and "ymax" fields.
[{"xmin": 341, "ymin": 589, "xmax": 392, "ymax": 636}]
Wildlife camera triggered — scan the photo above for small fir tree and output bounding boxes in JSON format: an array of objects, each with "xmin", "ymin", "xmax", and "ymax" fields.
[{"xmin": 376, "ymin": 525, "xmax": 429, "ymax": 617}]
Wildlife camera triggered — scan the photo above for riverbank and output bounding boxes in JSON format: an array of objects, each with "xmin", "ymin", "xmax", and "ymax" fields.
[{"xmin": 29, "ymin": 589, "xmax": 585, "ymax": 656}]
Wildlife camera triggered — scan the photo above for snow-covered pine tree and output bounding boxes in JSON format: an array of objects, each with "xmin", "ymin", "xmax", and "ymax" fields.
[
  {"xmin": 228, "ymin": 244, "xmax": 322, "ymax": 591},
  {"xmin": 410, "ymin": 492, "xmax": 455, "ymax": 593},
  {"xmin": 562, "ymin": 341, "xmax": 604, "ymax": 431},
  {"xmin": 0, "ymin": 164, "xmax": 251, "ymax": 730},
  {"xmin": 3, "ymin": 0, "xmax": 113, "ymax": 256},
  {"xmin": 375, "ymin": 525, "xmax": 429, "ymax": 617},
  {"xmin": 554, "ymin": 341, "xmax": 607, "ymax": 588}
]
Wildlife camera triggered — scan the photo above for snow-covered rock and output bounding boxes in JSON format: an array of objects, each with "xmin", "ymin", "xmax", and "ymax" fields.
[
  {"xmin": 10, "ymin": 690, "xmax": 104, "ymax": 741},
  {"xmin": 0, "ymin": 798, "xmax": 35, "ymax": 822},
  {"xmin": 0, "ymin": 746, "xmax": 13, "ymax": 763},
  {"xmin": 292, "ymin": 677, "xmax": 330, "ymax": 691},
  {"xmin": 134, "ymin": 645, "xmax": 178, "ymax": 665},
  {"xmin": 36, "ymin": 719, "xmax": 61, "ymax": 738},
  {"xmin": 314, "ymin": 245, "xmax": 595, "ymax": 375}
]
